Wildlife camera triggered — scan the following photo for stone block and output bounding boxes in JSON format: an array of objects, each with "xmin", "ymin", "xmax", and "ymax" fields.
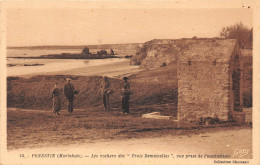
[{"xmin": 142, "ymin": 112, "xmax": 172, "ymax": 120}]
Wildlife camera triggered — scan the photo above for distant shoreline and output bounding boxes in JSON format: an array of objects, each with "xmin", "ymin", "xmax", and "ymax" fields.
[
  {"xmin": 7, "ymin": 43, "xmax": 141, "ymax": 50},
  {"xmin": 7, "ymin": 55, "xmax": 120, "ymax": 60}
]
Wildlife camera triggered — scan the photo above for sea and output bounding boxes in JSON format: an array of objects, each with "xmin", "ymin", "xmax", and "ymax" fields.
[{"xmin": 6, "ymin": 48, "xmax": 135, "ymax": 77}]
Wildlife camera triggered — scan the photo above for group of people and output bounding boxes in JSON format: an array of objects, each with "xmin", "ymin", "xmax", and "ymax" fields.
[
  {"xmin": 51, "ymin": 76, "xmax": 131, "ymax": 115},
  {"xmin": 100, "ymin": 76, "xmax": 131, "ymax": 114},
  {"xmin": 52, "ymin": 78, "xmax": 76, "ymax": 115}
]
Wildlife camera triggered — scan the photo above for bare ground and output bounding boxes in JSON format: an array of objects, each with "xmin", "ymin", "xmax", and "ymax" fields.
[
  {"xmin": 8, "ymin": 127, "xmax": 253, "ymax": 159},
  {"xmin": 7, "ymin": 107, "xmax": 252, "ymax": 158}
]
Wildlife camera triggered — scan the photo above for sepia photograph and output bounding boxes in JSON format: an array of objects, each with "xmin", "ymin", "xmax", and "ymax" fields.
[{"xmin": 0, "ymin": 1, "xmax": 259, "ymax": 165}]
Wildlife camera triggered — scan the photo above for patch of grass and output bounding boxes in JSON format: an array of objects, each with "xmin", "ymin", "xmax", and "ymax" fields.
[{"xmin": 7, "ymin": 62, "xmax": 178, "ymax": 112}]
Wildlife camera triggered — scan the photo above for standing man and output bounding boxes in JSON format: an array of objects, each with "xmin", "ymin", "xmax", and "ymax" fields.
[
  {"xmin": 122, "ymin": 77, "xmax": 130, "ymax": 114},
  {"xmin": 101, "ymin": 76, "xmax": 111, "ymax": 111},
  {"xmin": 64, "ymin": 78, "xmax": 75, "ymax": 113}
]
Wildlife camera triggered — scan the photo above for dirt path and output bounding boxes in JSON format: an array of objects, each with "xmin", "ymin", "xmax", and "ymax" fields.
[
  {"xmin": 8, "ymin": 127, "xmax": 252, "ymax": 155},
  {"xmin": 6, "ymin": 108, "xmax": 253, "ymax": 165},
  {"xmin": 5, "ymin": 128, "xmax": 252, "ymax": 165}
]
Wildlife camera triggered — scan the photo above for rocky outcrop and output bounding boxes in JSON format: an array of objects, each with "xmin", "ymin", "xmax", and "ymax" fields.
[
  {"xmin": 130, "ymin": 39, "xmax": 181, "ymax": 68},
  {"xmin": 81, "ymin": 47, "xmax": 90, "ymax": 55},
  {"xmin": 110, "ymin": 49, "xmax": 115, "ymax": 55},
  {"xmin": 130, "ymin": 38, "xmax": 224, "ymax": 68}
]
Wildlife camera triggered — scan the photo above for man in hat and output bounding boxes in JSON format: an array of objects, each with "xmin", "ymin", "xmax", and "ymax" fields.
[
  {"xmin": 122, "ymin": 77, "xmax": 130, "ymax": 114},
  {"xmin": 64, "ymin": 78, "xmax": 75, "ymax": 113},
  {"xmin": 101, "ymin": 76, "xmax": 111, "ymax": 111}
]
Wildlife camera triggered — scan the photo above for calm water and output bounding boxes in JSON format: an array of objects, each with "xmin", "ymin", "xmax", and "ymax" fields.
[
  {"xmin": 7, "ymin": 48, "xmax": 131, "ymax": 77},
  {"xmin": 7, "ymin": 48, "xmax": 82, "ymax": 57},
  {"xmin": 7, "ymin": 48, "xmax": 133, "ymax": 57}
]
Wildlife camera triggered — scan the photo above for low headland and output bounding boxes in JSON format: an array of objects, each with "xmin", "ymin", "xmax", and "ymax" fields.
[{"xmin": 8, "ymin": 47, "xmax": 119, "ymax": 59}]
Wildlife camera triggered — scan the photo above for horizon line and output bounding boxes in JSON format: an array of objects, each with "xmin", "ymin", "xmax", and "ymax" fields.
[{"xmin": 7, "ymin": 37, "xmax": 227, "ymax": 48}]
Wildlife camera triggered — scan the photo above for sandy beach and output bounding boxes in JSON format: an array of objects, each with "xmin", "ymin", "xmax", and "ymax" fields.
[{"xmin": 7, "ymin": 58, "xmax": 143, "ymax": 78}]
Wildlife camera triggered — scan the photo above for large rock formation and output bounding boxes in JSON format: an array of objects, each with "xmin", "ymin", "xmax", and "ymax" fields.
[
  {"xmin": 81, "ymin": 47, "xmax": 90, "ymax": 55},
  {"xmin": 97, "ymin": 50, "xmax": 108, "ymax": 55},
  {"xmin": 110, "ymin": 49, "xmax": 115, "ymax": 55},
  {"xmin": 130, "ymin": 39, "xmax": 184, "ymax": 68},
  {"xmin": 130, "ymin": 38, "xmax": 222, "ymax": 68}
]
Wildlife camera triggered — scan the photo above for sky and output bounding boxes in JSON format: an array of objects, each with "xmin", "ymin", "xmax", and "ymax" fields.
[{"xmin": 6, "ymin": 8, "xmax": 252, "ymax": 46}]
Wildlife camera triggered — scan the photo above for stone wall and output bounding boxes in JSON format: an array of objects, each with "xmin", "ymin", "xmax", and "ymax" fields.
[
  {"xmin": 177, "ymin": 39, "xmax": 242, "ymax": 123},
  {"xmin": 177, "ymin": 61, "xmax": 231, "ymax": 122}
]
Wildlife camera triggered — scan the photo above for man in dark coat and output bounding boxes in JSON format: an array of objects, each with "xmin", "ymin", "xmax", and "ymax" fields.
[
  {"xmin": 64, "ymin": 78, "xmax": 75, "ymax": 113},
  {"xmin": 101, "ymin": 76, "xmax": 111, "ymax": 111},
  {"xmin": 122, "ymin": 77, "xmax": 130, "ymax": 114}
]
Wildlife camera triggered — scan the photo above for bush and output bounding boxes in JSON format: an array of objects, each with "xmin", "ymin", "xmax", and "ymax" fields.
[{"xmin": 220, "ymin": 22, "xmax": 252, "ymax": 49}]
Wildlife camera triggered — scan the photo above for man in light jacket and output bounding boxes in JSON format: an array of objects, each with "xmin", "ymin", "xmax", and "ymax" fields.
[{"xmin": 64, "ymin": 78, "xmax": 75, "ymax": 113}]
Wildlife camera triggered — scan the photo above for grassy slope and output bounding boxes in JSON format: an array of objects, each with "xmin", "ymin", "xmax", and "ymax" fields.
[{"xmin": 7, "ymin": 62, "xmax": 178, "ymax": 116}]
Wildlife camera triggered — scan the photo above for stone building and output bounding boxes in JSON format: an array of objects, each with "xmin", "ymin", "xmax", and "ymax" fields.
[{"xmin": 177, "ymin": 39, "xmax": 243, "ymax": 123}]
